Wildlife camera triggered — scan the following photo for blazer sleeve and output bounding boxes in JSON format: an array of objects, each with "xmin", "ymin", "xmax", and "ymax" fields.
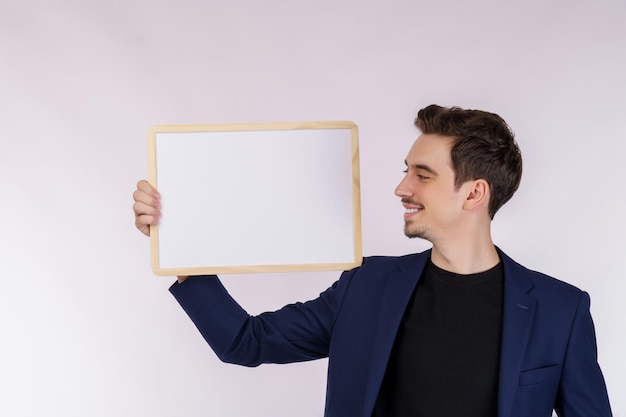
[
  {"xmin": 555, "ymin": 291, "xmax": 612, "ymax": 417},
  {"xmin": 169, "ymin": 271, "xmax": 355, "ymax": 367}
]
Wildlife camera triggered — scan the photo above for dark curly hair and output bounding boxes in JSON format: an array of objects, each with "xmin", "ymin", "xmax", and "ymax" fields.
[{"xmin": 415, "ymin": 105, "xmax": 523, "ymax": 218}]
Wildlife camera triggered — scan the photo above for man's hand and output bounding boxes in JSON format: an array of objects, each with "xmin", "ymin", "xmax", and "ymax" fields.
[{"xmin": 133, "ymin": 180, "xmax": 161, "ymax": 237}]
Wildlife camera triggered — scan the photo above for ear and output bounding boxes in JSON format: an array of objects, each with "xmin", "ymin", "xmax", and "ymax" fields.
[{"xmin": 463, "ymin": 179, "xmax": 490, "ymax": 212}]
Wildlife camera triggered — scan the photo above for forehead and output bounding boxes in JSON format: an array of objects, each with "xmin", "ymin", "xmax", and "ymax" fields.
[{"xmin": 406, "ymin": 134, "xmax": 454, "ymax": 168}]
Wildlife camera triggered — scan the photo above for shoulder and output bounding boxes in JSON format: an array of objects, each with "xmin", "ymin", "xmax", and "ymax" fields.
[
  {"xmin": 331, "ymin": 251, "xmax": 430, "ymax": 294},
  {"xmin": 352, "ymin": 251, "xmax": 430, "ymax": 274},
  {"xmin": 499, "ymin": 249, "xmax": 586, "ymax": 305}
]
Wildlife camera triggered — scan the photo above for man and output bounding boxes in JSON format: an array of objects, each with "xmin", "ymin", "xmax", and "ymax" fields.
[{"xmin": 133, "ymin": 105, "xmax": 612, "ymax": 417}]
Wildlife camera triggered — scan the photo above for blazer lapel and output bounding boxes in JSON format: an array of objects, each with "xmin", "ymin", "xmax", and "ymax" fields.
[
  {"xmin": 362, "ymin": 251, "xmax": 430, "ymax": 416},
  {"xmin": 497, "ymin": 250, "xmax": 537, "ymax": 417}
]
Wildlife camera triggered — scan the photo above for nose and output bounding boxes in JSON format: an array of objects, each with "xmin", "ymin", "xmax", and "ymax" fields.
[{"xmin": 395, "ymin": 174, "xmax": 412, "ymax": 198}]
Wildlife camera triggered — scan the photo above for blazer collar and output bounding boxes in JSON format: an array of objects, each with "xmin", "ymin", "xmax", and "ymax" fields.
[
  {"xmin": 362, "ymin": 250, "xmax": 431, "ymax": 416},
  {"xmin": 496, "ymin": 249, "xmax": 537, "ymax": 417}
]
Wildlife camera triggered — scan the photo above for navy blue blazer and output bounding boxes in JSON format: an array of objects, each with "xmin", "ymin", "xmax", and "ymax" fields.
[{"xmin": 170, "ymin": 249, "xmax": 612, "ymax": 417}]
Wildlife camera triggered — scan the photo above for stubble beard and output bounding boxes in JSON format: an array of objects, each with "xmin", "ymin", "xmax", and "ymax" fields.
[{"xmin": 404, "ymin": 221, "xmax": 429, "ymax": 240}]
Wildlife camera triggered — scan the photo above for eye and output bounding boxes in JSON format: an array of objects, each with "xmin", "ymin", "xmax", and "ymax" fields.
[{"xmin": 417, "ymin": 174, "xmax": 429, "ymax": 180}]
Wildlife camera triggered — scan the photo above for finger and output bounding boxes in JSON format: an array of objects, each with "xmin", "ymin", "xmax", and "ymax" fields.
[
  {"xmin": 135, "ymin": 213, "xmax": 159, "ymax": 237},
  {"xmin": 133, "ymin": 201, "xmax": 160, "ymax": 221},
  {"xmin": 133, "ymin": 188, "xmax": 161, "ymax": 209},
  {"xmin": 135, "ymin": 219, "xmax": 152, "ymax": 237},
  {"xmin": 137, "ymin": 180, "xmax": 160, "ymax": 198}
]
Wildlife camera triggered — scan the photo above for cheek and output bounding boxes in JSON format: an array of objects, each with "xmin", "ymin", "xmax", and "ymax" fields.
[{"xmin": 436, "ymin": 191, "xmax": 466, "ymax": 216}]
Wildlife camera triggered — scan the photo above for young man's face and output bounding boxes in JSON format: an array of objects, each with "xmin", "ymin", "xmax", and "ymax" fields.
[{"xmin": 394, "ymin": 134, "xmax": 469, "ymax": 244}]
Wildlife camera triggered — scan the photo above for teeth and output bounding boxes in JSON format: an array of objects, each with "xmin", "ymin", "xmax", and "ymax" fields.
[{"xmin": 406, "ymin": 208, "xmax": 421, "ymax": 213}]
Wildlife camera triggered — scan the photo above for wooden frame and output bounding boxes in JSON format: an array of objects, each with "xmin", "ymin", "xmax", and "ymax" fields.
[{"xmin": 148, "ymin": 121, "xmax": 362, "ymax": 276}]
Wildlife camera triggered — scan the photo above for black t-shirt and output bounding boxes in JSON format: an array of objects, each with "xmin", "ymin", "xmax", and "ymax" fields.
[{"xmin": 372, "ymin": 260, "xmax": 504, "ymax": 417}]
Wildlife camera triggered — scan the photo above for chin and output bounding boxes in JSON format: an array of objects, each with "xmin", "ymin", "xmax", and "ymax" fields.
[{"xmin": 404, "ymin": 224, "xmax": 428, "ymax": 240}]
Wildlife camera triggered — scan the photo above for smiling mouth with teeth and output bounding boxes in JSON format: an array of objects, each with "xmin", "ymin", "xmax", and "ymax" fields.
[{"xmin": 403, "ymin": 207, "xmax": 423, "ymax": 220}]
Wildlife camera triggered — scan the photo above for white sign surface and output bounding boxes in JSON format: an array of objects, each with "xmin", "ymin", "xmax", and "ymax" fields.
[{"xmin": 149, "ymin": 122, "xmax": 362, "ymax": 276}]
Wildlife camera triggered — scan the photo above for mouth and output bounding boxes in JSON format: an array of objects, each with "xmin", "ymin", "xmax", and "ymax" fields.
[{"xmin": 402, "ymin": 203, "xmax": 423, "ymax": 220}]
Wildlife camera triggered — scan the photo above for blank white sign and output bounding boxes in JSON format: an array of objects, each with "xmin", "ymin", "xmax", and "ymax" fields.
[{"xmin": 148, "ymin": 122, "xmax": 362, "ymax": 276}]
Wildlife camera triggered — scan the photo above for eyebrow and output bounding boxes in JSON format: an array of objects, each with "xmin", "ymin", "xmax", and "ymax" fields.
[{"xmin": 404, "ymin": 160, "xmax": 439, "ymax": 176}]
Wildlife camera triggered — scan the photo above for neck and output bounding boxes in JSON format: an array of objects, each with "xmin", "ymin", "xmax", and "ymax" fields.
[{"xmin": 429, "ymin": 229, "xmax": 499, "ymax": 275}]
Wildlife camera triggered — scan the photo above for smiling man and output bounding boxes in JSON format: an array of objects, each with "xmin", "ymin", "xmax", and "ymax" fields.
[{"xmin": 133, "ymin": 105, "xmax": 612, "ymax": 417}]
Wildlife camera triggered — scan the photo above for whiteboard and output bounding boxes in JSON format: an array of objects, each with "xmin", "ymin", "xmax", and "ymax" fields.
[{"xmin": 148, "ymin": 122, "xmax": 362, "ymax": 276}]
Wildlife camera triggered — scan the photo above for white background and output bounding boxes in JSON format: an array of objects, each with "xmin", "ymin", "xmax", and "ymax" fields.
[{"xmin": 1, "ymin": 0, "xmax": 624, "ymax": 416}]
